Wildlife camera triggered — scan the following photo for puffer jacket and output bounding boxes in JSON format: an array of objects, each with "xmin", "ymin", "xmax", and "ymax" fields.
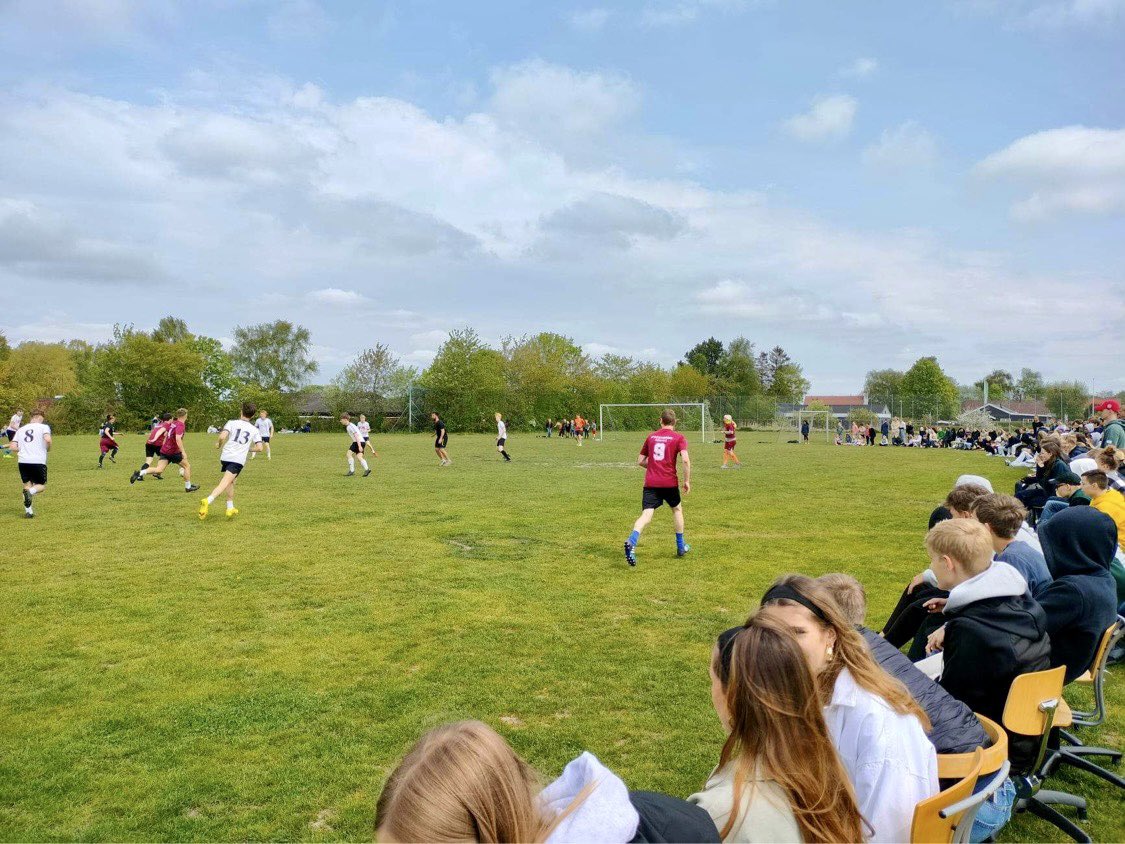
[{"xmin": 862, "ymin": 628, "xmax": 987, "ymax": 755}]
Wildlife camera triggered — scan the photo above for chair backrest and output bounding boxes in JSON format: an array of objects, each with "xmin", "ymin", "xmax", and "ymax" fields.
[
  {"xmin": 911, "ymin": 748, "xmax": 984, "ymax": 844},
  {"xmin": 1002, "ymin": 666, "xmax": 1066, "ymax": 737},
  {"xmin": 937, "ymin": 714, "xmax": 1008, "ymax": 780}
]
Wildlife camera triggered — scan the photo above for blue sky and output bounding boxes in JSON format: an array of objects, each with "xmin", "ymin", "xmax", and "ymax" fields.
[{"xmin": 1, "ymin": 0, "xmax": 1122, "ymax": 391}]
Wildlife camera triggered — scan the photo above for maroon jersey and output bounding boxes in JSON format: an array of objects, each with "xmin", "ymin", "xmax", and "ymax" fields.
[
  {"xmin": 640, "ymin": 429, "xmax": 688, "ymax": 488},
  {"xmin": 160, "ymin": 419, "xmax": 185, "ymax": 455},
  {"xmin": 146, "ymin": 422, "xmax": 169, "ymax": 446}
]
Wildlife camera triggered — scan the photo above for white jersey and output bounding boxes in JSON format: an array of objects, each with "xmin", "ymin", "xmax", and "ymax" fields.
[
  {"xmin": 358, "ymin": 421, "xmax": 371, "ymax": 439},
  {"xmin": 346, "ymin": 422, "xmax": 362, "ymax": 443},
  {"xmin": 255, "ymin": 417, "xmax": 273, "ymax": 438},
  {"xmin": 8, "ymin": 413, "xmax": 22, "ymax": 431},
  {"xmin": 220, "ymin": 419, "xmax": 262, "ymax": 465},
  {"xmin": 497, "ymin": 419, "xmax": 507, "ymax": 439},
  {"xmin": 14, "ymin": 422, "xmax": 50, "ymax": 464}
]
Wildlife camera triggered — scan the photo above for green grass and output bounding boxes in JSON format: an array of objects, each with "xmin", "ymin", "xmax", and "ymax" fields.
[{"xmin": 1, "ymin": 432, "xmax": 1122, "ymax": 842}]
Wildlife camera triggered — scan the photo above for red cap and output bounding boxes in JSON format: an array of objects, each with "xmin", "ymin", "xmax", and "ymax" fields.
[{"xmin": 1095, "ymin": 399, "xmax": 1121, "ymax": 413}]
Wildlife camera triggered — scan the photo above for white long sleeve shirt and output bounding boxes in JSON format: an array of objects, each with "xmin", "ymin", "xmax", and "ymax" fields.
[{"xmin": 824, "ymin": 668, "xmax": 939, "ymax": 843}]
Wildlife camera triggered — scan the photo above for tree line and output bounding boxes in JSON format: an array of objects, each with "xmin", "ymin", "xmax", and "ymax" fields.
[{"xmin": 0, "ymin": 320, "xmax": 810, "ymax": 434}]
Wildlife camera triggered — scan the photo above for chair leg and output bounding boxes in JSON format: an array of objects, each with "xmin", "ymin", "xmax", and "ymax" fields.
[
  {"xmin": 1063, "ymin": 745, "xmax": 1123, "ymax": 762},
  {"xmin": 1024, "ymin": 798, "xmax": 1092, "ymax": 843},
  {"xmin": 1057, "ymin": 751, "xmax": 1125, "ymax": 789},
  {"xmin": 1035, "ymin": 790, "xmax": 1088, "ymax": 816},
  {"xmin": 1059, "ymin": 728, "xmax": 1083, "ymax": 746}
]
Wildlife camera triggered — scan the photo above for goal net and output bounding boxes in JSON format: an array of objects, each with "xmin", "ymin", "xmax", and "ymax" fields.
[{"xmin": 599, "ymin": 403, "xmax": 713, "ymax": 443}]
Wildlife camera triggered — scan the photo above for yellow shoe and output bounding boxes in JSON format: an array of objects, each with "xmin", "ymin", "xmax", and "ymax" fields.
[
  {"xmin": 226, "ymin": 507, "xmax": 238, "ymax": 519},
  {"xmin": 198, "ymin": 498, "xmax": 209, "ymax": 520}
]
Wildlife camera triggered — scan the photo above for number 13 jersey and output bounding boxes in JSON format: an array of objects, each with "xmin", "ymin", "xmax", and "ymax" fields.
[{"xmin": 221, "ymin": 419, "xmax": 263, "ymax": 465}]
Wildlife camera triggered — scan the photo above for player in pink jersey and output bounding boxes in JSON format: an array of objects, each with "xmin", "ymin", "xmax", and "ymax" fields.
[
  {"xmin": 721, "ymin": 413, "xmax": 741, "ymax": 468},
  {"xmin": 623, "ymin": 408, "xmax": 691, "ymax": 566}
]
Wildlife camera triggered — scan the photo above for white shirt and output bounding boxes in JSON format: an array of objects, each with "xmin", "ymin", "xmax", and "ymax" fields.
[
  {"xmin": 823, "ymin": 668, "xmax": 938, "ymax": 843},
  {"xmin": 220, "ymin": 419, "xmax": 263, "ymax": 465},
  {"xmin": 8, "ymin": 413, "xmax": 22, "ymax": 430},
  {"xmin": 14, "ymin": 422, "xmax": 51, "ymax": 464},
  {"xmin": 255, "ymin": 417, "xmax": 273, "ymax": 437},
  {"xmin": 345, "ymin": 422, "xmax": 361, "ymax": 443},
  {"xmin": 358, "ymin": 421, "xmax": 371, "ymax": 438},
  {"xmin": 497, "ymin": 419, "xmax": 507, "ymax": 439}
]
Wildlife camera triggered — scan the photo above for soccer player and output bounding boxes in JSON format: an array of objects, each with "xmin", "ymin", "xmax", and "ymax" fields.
[
  {"xmin": 132, "ymin": 412, "xmax": 172, "ymax": 481},
  {"xmin": 574, "ymin": 413, "xmax": 585, "ymax": 446},
  {"xmin": 495, "ymin": 412, "xmax": 511, "ymax": 461},
  {"xmin": 199, "ymin": 402, "xmax": 264, "ymax": 520},
  {"xmin": 10, "ymin": 409, "xmax": 50, "ymax": 518},
  {"xmin": 97, "ymin": 414, "xmax": 119, "ymax": 468},
  {"xmin": 132, "ymin": 408, "xmax": 199, "ymax": 491},
  {"xmin": 358, "ymin": 414, "xmax": 378, "ymax": 457},
  {"xmin": 432, "ymin": 412, "xmax": 451, "ymax": 466},
  {"xmin": 623, "ymin": 409, "xmax": 691, "ymax": 566},
  {"xmin": 3, "ymin": 408, "xmax": 23, "ymax": 457},
  {"xmin": 721, "ymin": 413, "xmax": 741, "ymax": 468},
  {"xmin": 253, "ymin": 409, "xmax": 274, "ymax": 460},
  {"xmin": 341, "ymin": 413, "xmax": 371, "ymax": 476}
]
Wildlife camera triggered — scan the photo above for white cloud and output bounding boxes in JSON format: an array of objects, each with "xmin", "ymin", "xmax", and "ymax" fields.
[
  {"xmin": 6, "ymin": 314, "xmax": 115, "ymax": 344},
  {"xmin": 976, "ymin": 125, "xmax": 1125, "ymax": 220},
  {"xmin": 641, "ymin": 0, "xmax": 748, "ymax": 27},
  {"xmin": 783, "ymin": 94, "xmax": 857, "ymax": 142},
  {"xmin": 863, "ymin": 121, "xmax": 939, "ymax": 171},
  {"xmin": 839, "ymin": 57, "xmax": 878, "ymax": 79},
  {"xmin": 307, "ymin": 288, "xmax": 368, "ymax": 306},
  {"xmin": 569, "ymin": 8, "xmax": 611, "ymax": 30},
  {"xmin": 267, "ymin": 0, "xmax": 332, "ymax": 41}
]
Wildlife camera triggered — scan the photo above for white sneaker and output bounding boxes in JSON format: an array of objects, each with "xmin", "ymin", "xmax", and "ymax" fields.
[{"xmin": 720, "ymin": 464, "xmax": 729, "ymax": 470}]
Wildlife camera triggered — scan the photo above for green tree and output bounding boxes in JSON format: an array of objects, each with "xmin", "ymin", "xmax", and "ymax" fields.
[
  {"xmin": 152, "ymin": 316, "xmax": 192, "ymax": 344},
  {"xmin": 231, "ymin": 321, "xmax": 318, "ymax": 392},
  {"xmin": 0, "ymin": 342, "xmax": 79, "ymax": 410},
  {"xmin": 501, "ymin": 333, "xmax": 590, "ymax": 423},
  {"xmin": 1014, "ymin": 368, "xmax": 1045, "ymax": 401},
  {"xmin": 863, "ymin": 369, "xmax": 904, "ymax": 410},
  {"xmin": 1043, "ymin": 381, "xmax": 1089, "ymax": 421},
  {"xmin": 668, "ymin": 363, "xmax": 712, "ymax": 400},
  {"xmin": 420, "ymin": 328, "xmax": 505, "ymax": 430},
  {"xmin": 768, "ymin": 359, "xmax": 810, "ymax": 403},
  {"xmin": 717, "ymin": 337, "xmax": 760, "ymax": 395},
  {"xmin": 682, "ymin": 337, "xmax": 725, "ymax": 377},
  {"xmin": 899, "ymin": 356, "xmax": 959, "ymax": 421},
  {"xmin": 974, "ymin": 369, "xmax": 1014, "ymax": 401}
]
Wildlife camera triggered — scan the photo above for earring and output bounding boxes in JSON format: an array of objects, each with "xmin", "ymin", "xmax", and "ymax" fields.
[{"xmin": 826, "ymin": 645, "xmax": 834, "ymax": 660}]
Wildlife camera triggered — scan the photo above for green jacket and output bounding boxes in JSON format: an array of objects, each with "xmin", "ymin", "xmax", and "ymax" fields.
[{"xmin": 1103, "ymin": 419, "xmax": 1125, "ymax": 449}]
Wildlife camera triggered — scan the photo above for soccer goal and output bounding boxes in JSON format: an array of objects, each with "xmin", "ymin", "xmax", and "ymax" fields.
[{"xmin": 599, "ymin": 403, "xmax": 713, "ymax": 443}]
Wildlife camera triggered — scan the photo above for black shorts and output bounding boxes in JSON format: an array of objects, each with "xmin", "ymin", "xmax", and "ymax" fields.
[
  {"xmin": 261, "ymin": 436, "xmax": 271, "ymax": 443},
  {"xmin": 435, "ymin": 437, "xmax": 447, "ymax": 449},
  {"xmin": 642, "ymin": 485, "xmax": 681, "ymax": 510},
  {"xmin": 497, "ymin": 437, "xmax": 506, "ymax": 447},
  {"xmin": 220, "ymin": 461, "xmax": 244, "ymax": 476},
  {"xmin": 145, "ymin": 442, "xmax": 163, "ymax": 457},
  {"xmin": 349, "ymin": 442, "xmax": 361, "ymax": 454},
  {"xmin": 19, "ymin": 463, "xmax": 47, "ymax": 485},
  {"xmin": 160, "ymin": 451, "xmax": 183, "ymax": 464},
  {"xmin": 4, "ymin": 429, "xmax": 15, "ymax": 441}
]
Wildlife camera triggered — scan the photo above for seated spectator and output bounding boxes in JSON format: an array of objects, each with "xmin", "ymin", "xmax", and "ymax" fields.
[
  {"xmin": 817, "ymin": 573, "xmax": 987, "ymax": 755},
  {"xmin": 1036, "ymin": 507, "xmax": 1120, "ymax": 683},
  {"xmin": 1036, "ymin": 469, "xmax": 1089, "ymax": 527},
  {"xmin": 1082, "ymin": 470, "xmax": 1125, "ymax": 538},
  {"xmin": 1008, "ymin": 446, "xmax": 1036, "ymax": 468},
  {"xmin": 692, "ymin": 613, "xmax": 863, "ymax": 843},
  {"xmin": 1015, "ymin": 437, "xmax": 1070, "ymax": 516},
  {"xmin": 971, "ymin": 494, "xmax": 1053, "ymax": 596},
  {"xmin": 376, "ymin": 721, "xmax": 720, "ymax": 843},
  {"xmin": 762, "ymin": 575, "xmax": 939, "ymax": 844},
  {"xmin": 1092, "ymin": 444, "xmax": 1125, "ymax": 492},
  {"xmin": 922, "ymin": 520, "xmax": 1050, "ymax": 775}
]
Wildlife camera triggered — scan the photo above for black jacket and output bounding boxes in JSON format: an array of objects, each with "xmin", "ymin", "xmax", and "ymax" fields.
[
  {"xmin": 862, "ymin": 628, "xmax": 987, "ymax": 754},
  {"xmin": 629, "ymin": 792, "xmax": 720, "ymax": 843},
  {"xmin": 1036, "ymin": 507, "xmax": 1120, "ymax": 683}
]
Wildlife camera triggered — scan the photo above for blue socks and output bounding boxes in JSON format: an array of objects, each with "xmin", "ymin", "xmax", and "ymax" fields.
[
  {"xmin": 628, "ymin": 530, "xmax": 640, "ymax": 546},
  {"xmin": 676, "ymin": 533, "xmax": 686, "ymax": 553}
]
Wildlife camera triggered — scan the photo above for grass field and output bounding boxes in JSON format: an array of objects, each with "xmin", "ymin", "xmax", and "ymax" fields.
[{"xmin": 2, "ymin": 431, "xmax": 1122, "ymax": 842}]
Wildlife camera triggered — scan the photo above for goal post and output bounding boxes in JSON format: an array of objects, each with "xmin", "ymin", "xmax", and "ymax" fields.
[
  {"xmin": 599, "ymin": 402, "xmax": 712, "ymax": 443},
  {"xmin": 795, "ymin": 409, "xmax": 833, "ymax": 443}
]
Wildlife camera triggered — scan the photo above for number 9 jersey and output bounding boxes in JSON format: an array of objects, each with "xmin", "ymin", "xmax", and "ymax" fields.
[{"xmin": 640, "ymin": 429, "xmax": 688, "ymax": 488}]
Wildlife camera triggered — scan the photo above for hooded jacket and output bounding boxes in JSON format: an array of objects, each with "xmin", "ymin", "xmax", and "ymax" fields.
[
  {"xmin": 938, "ymin": 561, "xmax": 1051, "ymax": 772},
  {"xmin": 542, "ymin": 753, "xmax": 719, "ymax": 844},
  {"xmin": 1036, "ymin": 507, "xmax": 1119, "ymax": 683},
  {"xmin": 862, "ymin": 628, "xmax": 988, "ymax": 754}
]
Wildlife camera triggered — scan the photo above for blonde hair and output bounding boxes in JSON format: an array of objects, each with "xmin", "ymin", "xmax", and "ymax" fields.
[
  {"xmin": 376, "ymin": 721, "xmax": 587, "ymax": 843},
  {"xmin": 925, "ymin": 519, "xmax": 993, "ymax": 573},
  {"xmin": 763, "ymin": 575, "xmax": 930, "ymax": 731},
  {"xmin": 723, "ymin": 414, "xmax": 733, "ymax": 423},
  {"xmin": 1093, "ymin": 445, "xmax": 1124, "ymax": 471},
  {"xmin": 816, "ymin": 573, "xmax": 867, "ymax": 627}
]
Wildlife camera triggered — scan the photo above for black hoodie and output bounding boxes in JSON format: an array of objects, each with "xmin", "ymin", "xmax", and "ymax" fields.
[{"xmin": 1036, "ymin": 507, "xmax": 1119, "ymax": 683}]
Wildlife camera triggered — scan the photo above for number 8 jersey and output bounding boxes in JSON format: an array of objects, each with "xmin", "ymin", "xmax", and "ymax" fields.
[
  {"xmin": 220, "ymin": 419, "xmax": 263, "ymax": 465},
  {"xmin": 640, "ymin": 429, "xmax": 688, "ymax": 488}
]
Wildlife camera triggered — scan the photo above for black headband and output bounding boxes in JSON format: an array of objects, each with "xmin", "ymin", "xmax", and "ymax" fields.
[
  {"xmin": 716, "ymin": 625, "xmax": 743, "ymax": 680},
  {"xmin": 760, "ymin": 584, "xmax": 830, "ymax": 624}
]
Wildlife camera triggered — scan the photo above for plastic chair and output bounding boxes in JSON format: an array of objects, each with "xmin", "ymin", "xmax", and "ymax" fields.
[
  {"xmin": 911, "ymin": 748, "xmax": 982, "ymax": 843},
  {"xmin": 1003, "ymin": 666, "xmax": 1092, "ymax": 843}
]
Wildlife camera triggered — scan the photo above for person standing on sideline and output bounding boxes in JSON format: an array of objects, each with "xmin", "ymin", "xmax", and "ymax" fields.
[
  {"xmin": 1097, "ymin": 399, "xmax": 1125, "ymax": 449},
  {"xmin": 545, "ymin": 417, "xmax": 552, "ymax": 438},
  {"xmin": 199, "ymin": 402, "xmax": 264, "ymax": 520},
  {"xmin": 10, "ymin": 409, "xmax": 50, "ymax": 518},
  {"xmin": 881, "ymin": 418, "xmax": 890, "ymax": 444},
  {"xmin": 721, "ymin": 414, "xmax": 741, "ymax": 468},
  {"xmin": 801, "ymin": 419, "xmax": 810, "ymax": 443},
  {"xmin": 97, "ymin": 414, "xmax": 119, "ymax": 467},
  {"xmin": 495, "ymin": 412, "xmax": 512, "ymax": 461},
  {"xmin": 340, "ymin": 413, "xmax": 371, "ymax": 477},
  {"xmin": 253, "ymin": 409, "xmax": 274, "ymax": 460},
  {"xmin": 432, "ymin": 412, "xmax": 451, "ymax": 466},
  {"xmin": 623, "ymin": 409, "xmax": 691, "ymax": 566}
]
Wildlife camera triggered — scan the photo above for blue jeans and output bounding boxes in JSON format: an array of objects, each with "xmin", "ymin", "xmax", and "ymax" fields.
[
  {"xmin": 970, "ymin": 777, "xmax": 1016, "ymax": 842},
  {"xmin": 1037, "ymin": 499, "xmax": 1070, "ymax": 527}
]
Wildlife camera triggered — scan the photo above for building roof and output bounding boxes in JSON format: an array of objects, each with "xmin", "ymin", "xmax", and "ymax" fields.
[
  {"xmin": 804, "ymin": 394, "xmax": 866, "ymax": 406},
  {"xmin": 961, "ymin": 399, "xmax": 1049, "ymax": 416}
]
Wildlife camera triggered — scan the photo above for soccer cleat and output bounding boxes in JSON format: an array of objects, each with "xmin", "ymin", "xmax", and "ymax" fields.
[
  {"xmin": 226, "ymin": 507, "xmax": 238, "ymax": 519},
  {"xmin": 152, "ymin": 473, "xmax": 163, "ymax": 480},
  {"xmin": 624, "ymin": 541, "xmax": 637, "ymax": 567},
  {"xmin": 109, "ymin": 456, "xmax": 116, "ymax": 463},
  {"xmin": 130, "ymin": 471, "xmax": 139, "ymax": 483},
  {"xmin": 185, "ymin": 484, "xmax": 200, "ymax": 493},
  {"xmin": 677, "ymin": 544, "xmax": 692, "ymax": 558},
  {"xmin": 346, "ymin": 471, "xmax": 355, "ymax": 476},
  {"xmin": 198, "ymin": 498, "xmax": 209, "ymax": 520},
  {"xmin": 25, "ymin": 510, "xmax": 34, "ymax": 518},
  {"xmin": 23, "ymin": 490, "xmax": 32, "ymax": 508},
  {"xmin": 363, "ymin": 468, "xmax": 371, "ymax": 477}
]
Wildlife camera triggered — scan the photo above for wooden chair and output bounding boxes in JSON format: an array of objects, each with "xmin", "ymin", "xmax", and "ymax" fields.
[
  {"xmin": 911, "ymin": 748, "xmax": 983, "ymax": 844},
  {"xmin": 937, "ymin": 714, "xmax": 1007, "ymax": 781},
  {"xmin": 1003, "ymin": 666, "xmax": 1091, "ymax": 843},
  {"xmin": 1066, "ymin": 616, "xmax": 1124, "ymax": 728}
]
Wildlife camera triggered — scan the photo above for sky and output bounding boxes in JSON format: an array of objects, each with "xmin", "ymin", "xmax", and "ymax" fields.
[{"xmin": 1, "ymin": 0, "xmax": 1123, "ymax": 392}]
